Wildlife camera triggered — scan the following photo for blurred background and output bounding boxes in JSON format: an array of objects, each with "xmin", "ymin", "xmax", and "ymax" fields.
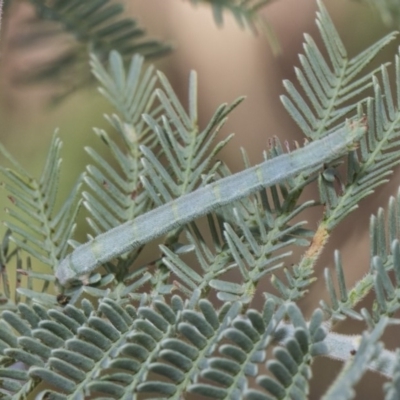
[{"xmin": 0, "ymin": 0, "xmax": 398, "ymax": 398}]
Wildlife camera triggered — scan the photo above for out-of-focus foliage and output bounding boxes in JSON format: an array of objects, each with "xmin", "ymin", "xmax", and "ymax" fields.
[
  {"xmin": 188, "ymin": 0, "xmax": 280, "ymax": 53},
  {"xmin": 2, "ymin": 0, "xmax": 171, "ymax": 102},
  {"xmin": 356, "ymin": 0, "xmax": 400, "ymax": 27}
]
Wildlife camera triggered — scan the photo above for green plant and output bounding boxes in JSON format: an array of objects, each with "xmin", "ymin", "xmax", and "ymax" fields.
[{"xmin": 0, "ymin": 0, "xmax": 400, "ymax": 399}]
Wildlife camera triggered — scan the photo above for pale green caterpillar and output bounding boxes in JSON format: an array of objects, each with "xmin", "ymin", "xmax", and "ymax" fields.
[{"xmin": 56, "ymin": 121, "xmax": 366, "ymax": 286}]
